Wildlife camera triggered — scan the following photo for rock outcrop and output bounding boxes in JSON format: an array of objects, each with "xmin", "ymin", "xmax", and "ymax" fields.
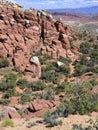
[
  {"xmin": 25, "ymin": 56, "xmax": 41, "ymax": 78},
  {"xmin": 0, "ymin": 1, "xmax": 78, "ymax": 77},
  {"xmin": 0, "ymin": 97, "xmax": 60, "ymax": 119}
]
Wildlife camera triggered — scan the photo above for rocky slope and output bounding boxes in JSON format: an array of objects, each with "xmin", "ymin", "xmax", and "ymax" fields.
[{"xmin": 0, "ymin": 1, "xmax": 78, "ymax": 78}]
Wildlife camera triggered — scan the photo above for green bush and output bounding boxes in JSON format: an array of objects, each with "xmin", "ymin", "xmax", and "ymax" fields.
[
  {"xmin": 43, "ymin": 85, "xmax": 55, "ymax": 100},
  {"xmin": 18, "ymin": 110, "xmax": 25, "ymax": 118},
  {"xmin": 55, "ymin": 102, "xmax": 68, "ymax": 117},
  {"xmin": 43, "ymin": 110, "xmax": 62, "ymax": 127},
  {"xmin": 19, "ymin": 94, "xmax": 31, "ymax": 104},
  {"xmin": 64, "ymin": 81, "xmax": 97, "ymax": 115},
  {"xmin": 16, "ymin": 78, "xmax": 28, "ymax": 89},
  {"xmin": 5, "ymin": 73, "xmax": 17, "ymax": 82},
  {"xmin": 57, "ymin": 65, "xmax": 70, "ymax": 77},
  {"xmin": 72, "ymin": 119, "xmax": 98, "ymax": 130},
  {"xmin": 74, "ymin": 63, "xmax": 86, "ymax": 76},
  {"xmin": 1, "ymin": 119, "xmax": 14, "ymax": 127},
  {"xmin": 0, "ymin": 99, "xmax": 10, "ymax": 106},
  {"xmin": 39, "ymin": 55, "xmax": 52, "ymax": 64},
  {"xmin": 68, "ymin": 95, "xmax": 96, "ymax": 115},
  {"xmin": 0, "ymin": 58, "xmax": 9, "ymax": 68},
  {"xmin": 56, "ymin": 81, "xmax": 70, "ymax": 94},
  {"xmin": 0, "ymin": 76, "xmax": 16, "ymax": 91},
  {"xmin": 0, "ymin": 73, "xmax": 17, "ymax": 91},
  {"xmin": 58, "ymin": 57, "xmax": 72, "ymax": 65},
  {"xmin": 80, "ymin": 42, "xmax": 91, "ymax": 54},
  {"xmin": 80, "ymin": 55, "xmax": 87, "ymax": 65},
  {"xmin": 0, "ymin": 81, "xmax": 16, "ymax": 91},
  {"xmin": 90, "ymin": 50, "xmax": 98, "ymax": 64},
  {"xmin": 89, "ymin": 79, "xmax": 98, "ymax": 86},
  {"xmin": 87, "ymin": 66, "xmax": 98, "ymax": 73},
  {"xmin": 28, "ymin": 80, "xmax": 47, "ymax": 91},
  {"xmin": 42, "ymin": 70, "xmax": 60, "ymax": 84},
  {"xmin": 3, "ymin": 88, "xmax": 15, "ymax": 98}
]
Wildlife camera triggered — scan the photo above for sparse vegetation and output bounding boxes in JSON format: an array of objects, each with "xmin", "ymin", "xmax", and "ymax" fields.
[
  {"xmin": 28, "ymin": 80, "xmax": 47, "ymax": 91},
  {"xmin": 17, "ymin": 78, "xmax": 28, "ymax": 89},
  {"xmin": 0, "ymin": 58, "xmax": 9, "ymax": 68},
  {"xmin": 19, "ymin": 94, "xmax": 31, "ymax": 104},
  {"xmin": 43, "ymin": 110, "xmax": 62, "ymax": 127},
  {"xmin": 0, "ymin": 4, "xmax": 98, "ymax": 130},
  {"xmin": 0, "ymin": 99, "xmax": 10, "ymax": 105},
  {"xmin": 1, "ymin": 119, "xmax": 14, "ymax": 127},
  {"xmin": 72, "ymin": 119, "xmax": 98, "ymax": 130}
]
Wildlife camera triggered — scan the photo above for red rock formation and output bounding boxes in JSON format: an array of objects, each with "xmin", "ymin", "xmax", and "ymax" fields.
[
  {"xmin": 0, "ymin": 107, "xmax": 21, "ymax": 120},
  {"xmin": 28, "ymin": 98, "xmax": 60, "ymax": 117},
  {"xmin": 0, "ymin": 2, "xmax": 78, "ymax": 77}
]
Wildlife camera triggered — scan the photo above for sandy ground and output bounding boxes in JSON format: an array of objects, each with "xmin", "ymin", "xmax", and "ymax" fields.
[{"xmin": 1, "ymin": 114, "xmax": 97, "ymax": 130}]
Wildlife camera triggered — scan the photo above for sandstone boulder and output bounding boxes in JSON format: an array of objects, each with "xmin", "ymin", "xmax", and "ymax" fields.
[
  {"xmin": 25, "ymin": 56, "xmax": 41, "ymax": 78},
  {"xmin": 5, "ymin": 107, "xmax": 21, "ymax": 119}
]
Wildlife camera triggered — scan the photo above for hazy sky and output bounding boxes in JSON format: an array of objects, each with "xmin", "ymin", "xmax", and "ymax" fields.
[{"xmin": 7, "ymin": 0, "xmax": 98, "ymax": 9}]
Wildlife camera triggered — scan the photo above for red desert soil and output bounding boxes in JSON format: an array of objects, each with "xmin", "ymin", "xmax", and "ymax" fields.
[{"xmin": 2, "ymin": 114, "xmax": 97, "ymax": 130}]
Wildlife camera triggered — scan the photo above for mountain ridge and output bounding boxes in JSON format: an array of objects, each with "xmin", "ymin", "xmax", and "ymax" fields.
[{"xmin": 47, "ymin": 5, "xmax": 98, "ymax": 15}]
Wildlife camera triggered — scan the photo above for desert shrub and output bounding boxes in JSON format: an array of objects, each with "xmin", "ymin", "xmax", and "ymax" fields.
[
  {"xmin": 24, "ymin": 88, "xmax": 32, "ymax": 94},
  {"xmin": 90, "ymin": 50, "xmax": 98, "ymax": 64},
  {"xmin": 80, "ymin": 42, "xmax": 91, "ymax": 54},
  {"xmin": 93, "ymin": 44, "xmax": 98, "ymax": 49},
  {"xmin": 64, "ymin": 95, "xmax": 97, "ymax": 115},
  {"xmin": 89, "ymin": 79, "xmax": 98, "ymax": 86},
  {"xmin": 41, "ymin": 70, "xmax": 60, "ymax": 84},
  {"xmin": 86, "ymin": 60, "xmax": 94, "ymax": 67},
  {"xmin": 1, "ymin": 119, "xmax": 14, "ymax": 127},
  {"xmin": 18, "ymin": 110, "xmax": 25, "ymax": 118},
  {"xmin": 68, "ymin": 95, "xmax": 96, "ymax": 115},
  {"xmin": 72, "ymin": 124, "xmax": 85, "ymax": 130},
  {"xmin": 16, "ymin": 78, "xmax": 28, "ymax": 89},
  {"xmin": 0, "ymin": 58, "xmax": 9, "ymax": 68},
  {"xmin": 0, "ymin": 74, "xmax": 17, "ymax": 91},
  {"xmin": 3, "ymin": 88, "xmax": 15, "ymax": 98},
  {"xmin": 64, "ymin": 81, "xmax": 97, "ymax": 115},
  {"xmin": 72, "ymin": 119, "xmax": 98, "ymax": 130},
  {"xmin": 19, "ymin": 94, "xmax": 31, "ymax": 104},
  {"xmin": 0, "ymin": 81, "xmax": 16, "ymax": 91},
  {"xmin": 87, "ymin": 66, "xmax": 98, "ymax": 73},
  {"xmin": 56, "ymin": 65, "xmax": 70, "ymax": 77},
  {"xmin": 88, "ymin": 37, "xmax": 94, "ymax": 42},
  {"xmin": 0, "ymin": 99, "xmax": 10, "ymax": 105},
  {"xmin": 42, "ymin": 62, "xmax": 56, "ymax": 71},
  {"xmin": 39, "ymin": 55, "xmax": 52, "ymax": 64},
  {"xmin": 80, "ymin": 55, "xmax": 87, "ymax": 65},
  {"xmin": 55, "ymin": 81, "xmax": 70, "ymax": 94},
  {"xmin": 27, "ymin": 122, "xmax": 37, "ymax": 128},
  {"xmin": 43, "ymin": 85, "xmax": 55, "ymax": 100},
  {"xmin": 28, "ymin": 80, "xmax": 47, "ymax": 91},
  {"xmin": 0, "ymin": 73, "xmax": 17, "ymax": 91},
  {"xmin": 41, "ymin": 62, "xmax": 60, "ymax": 84},
  {"xmin": 67, "ymin": 100, "xmax": 77, "ymax": 114},
  {"xmin": 74, "ymin": 63, "xmax": 86, "ymax": 76},
  {"xmin": 5, "ymin": 73, "xmax": 17, "ymax": 82},
  {"xmin": 43, "ymin": 110, "xmax": 62, "ymax": 127},
  {"xmin": 55, "ymin": 102, "xmax": 68, "ymax": 117},
  {"xmin": 58, "ymin": 57, "xmax": 72, "ymax": 65}
]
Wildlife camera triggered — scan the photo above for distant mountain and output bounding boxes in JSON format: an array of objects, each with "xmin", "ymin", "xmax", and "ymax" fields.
[{"xmin": 47, "ymin": 6, "xmax": 98, "ymax": 16}]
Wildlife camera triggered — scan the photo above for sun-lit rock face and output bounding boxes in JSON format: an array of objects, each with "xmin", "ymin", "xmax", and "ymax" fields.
[{"xmin": 0, "ymin": 1, "xmax": 77, "ymax": 77}]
